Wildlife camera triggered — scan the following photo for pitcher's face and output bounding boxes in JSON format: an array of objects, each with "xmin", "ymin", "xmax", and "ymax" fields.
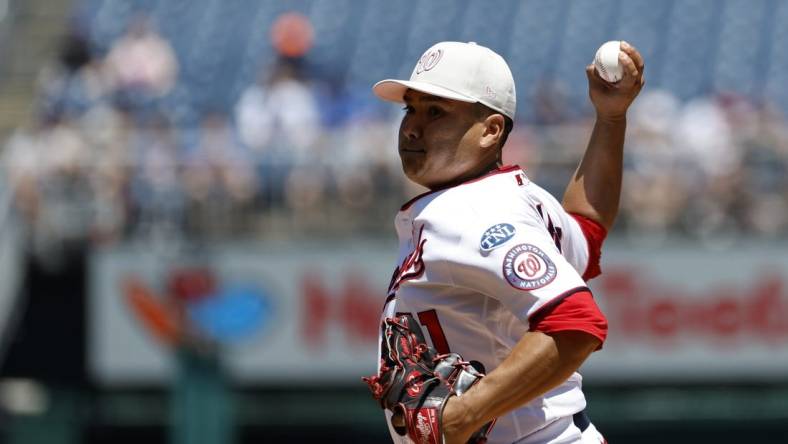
[{"xmin": 398, "ymin": 90, "xmax": 493, "ymax": 190}]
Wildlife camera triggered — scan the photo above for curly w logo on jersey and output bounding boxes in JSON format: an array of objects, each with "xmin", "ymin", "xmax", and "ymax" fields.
[{"xmin": 503, "ymin": 244, "xmax": 558, "ymax": 290}]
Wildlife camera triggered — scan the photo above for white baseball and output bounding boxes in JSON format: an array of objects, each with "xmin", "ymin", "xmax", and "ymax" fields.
[{"xmin": 594, "ymin": 40, "xmax": 623, "ymax": 83}]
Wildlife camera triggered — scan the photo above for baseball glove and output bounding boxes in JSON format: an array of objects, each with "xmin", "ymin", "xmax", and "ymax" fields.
[{"xmin": 363, "ymin": 314, "xmax": 495, "ymax": 444}]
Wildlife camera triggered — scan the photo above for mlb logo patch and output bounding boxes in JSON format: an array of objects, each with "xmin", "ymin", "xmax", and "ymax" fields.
[{"xmin": 480, "ymin": 223, "xmax": 516, "ymax": 252}]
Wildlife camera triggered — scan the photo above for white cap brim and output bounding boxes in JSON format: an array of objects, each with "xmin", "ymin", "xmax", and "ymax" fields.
[{"xmin": 372, "ymin": 79, "xmax": 477, "ymax": 104}]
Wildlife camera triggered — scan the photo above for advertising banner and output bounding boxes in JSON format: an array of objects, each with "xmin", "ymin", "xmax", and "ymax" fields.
[{"xmin": 89, "ymin": 240, "xmax": 788, "ymax": 385}]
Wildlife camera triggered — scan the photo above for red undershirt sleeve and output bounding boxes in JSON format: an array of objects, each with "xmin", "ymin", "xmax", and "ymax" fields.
[
  {"xmin": 528, "ymin": 289, "xmax": 608, "ymax": 349},
  {"xmin": 569, "ymin": 213, "xmax": 608, "ymax": 281}
]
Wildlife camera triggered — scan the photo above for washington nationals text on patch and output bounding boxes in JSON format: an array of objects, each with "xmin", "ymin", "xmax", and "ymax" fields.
[
  {"xmin": 503, "ymin": 243, "xmax": 558, "ymax": 290},
  {"xmin": 380, "ymin": 165, "xmax": 596, "ymax": 444}
]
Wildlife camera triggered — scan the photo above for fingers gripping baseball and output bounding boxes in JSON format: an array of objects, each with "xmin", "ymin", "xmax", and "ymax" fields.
[{"xmin": 588, "ymin": 41, "xmax": 645, "ymax": 120}]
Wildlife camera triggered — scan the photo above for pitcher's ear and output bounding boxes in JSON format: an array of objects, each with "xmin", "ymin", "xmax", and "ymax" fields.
[{"xmin": 480, "ymin": 113, "xmax": 505, "ymax": 149}]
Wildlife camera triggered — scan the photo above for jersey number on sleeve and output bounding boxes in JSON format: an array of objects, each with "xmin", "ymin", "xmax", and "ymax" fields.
[
  {"xmin": 536, "ymin": 204, "xmax": 563, "ymax": 253},
  {"xmin": 417, "ymin": 309, "xmax": 451, "ymax": 354}
]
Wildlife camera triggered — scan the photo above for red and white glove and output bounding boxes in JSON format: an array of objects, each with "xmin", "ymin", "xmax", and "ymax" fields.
[{"xmin": 363, "ymin": 314, "xmax": 495, "ymax": 443}]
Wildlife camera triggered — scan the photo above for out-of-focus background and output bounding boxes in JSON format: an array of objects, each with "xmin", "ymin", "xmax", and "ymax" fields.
[{"xmin": 0, "ymin": 0, "xmax": 786, "ymax": 443}]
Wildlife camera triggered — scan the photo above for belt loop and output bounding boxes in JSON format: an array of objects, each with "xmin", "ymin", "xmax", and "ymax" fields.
[{"xmin": 573, "ymin": 410, "xmax": 591, "ymax": 432}]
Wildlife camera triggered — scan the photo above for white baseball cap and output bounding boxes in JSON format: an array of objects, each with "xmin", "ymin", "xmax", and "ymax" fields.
[{"xmin": 373, "ymin": 41, "xmax": 516, "ymax": 120}]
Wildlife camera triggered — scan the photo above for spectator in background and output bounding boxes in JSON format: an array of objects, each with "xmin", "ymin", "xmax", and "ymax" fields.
[
  {"xmin": 11, "ymin": 116, "xmax": 95, "ymax": 265},
  {"xmin": 104, "ymin": 14, "xmax": 178, "ymax": 108},
  {"xmin": 622, "ymin": 89, "xmax": 689, "ymax": 240},
  {"xmin": 77, "ymin": 104, "xmax": 135, "ymax": 243},
  {"xmin": 235, "ymin": 58, "xmax": 320, "ymax": 157},
  {"xmin": 0, "ymin": 114, "xmax": 95, "ymax": 389},
  {"xmin": 203, "ymin": 114, "xmax": 257, "ymax": 219},
  {"xmin": 37, "ymin": 28, "xmax": 110, "ymax": 119},
  {"xmin": 0, "ymin": 114, "xmax": 109, "ymax": 414},
  {"xmin": 675, "ymin": 96, "xmax": 741, "ymax": 243},
  {"xmin": 128, "ymin": 113, "xmax": 184, "ymax": 241},
  {"xmin": 235, "ymin": 58, "xmax": 321, "ymax": 209},
  {"xmin": 330, "ymin": 105, "xmax": 404, "ymax": 232},
  {"xmin": 182, "ymin": 112, "xmax": 257, "ymax": 237},
  {"xmin": 729, "ymin": 97, "xmax": 788, "ymax": 237},
  {"xmin": 3, "ymin": 121, "xmax": 47, "ymax": 227}
]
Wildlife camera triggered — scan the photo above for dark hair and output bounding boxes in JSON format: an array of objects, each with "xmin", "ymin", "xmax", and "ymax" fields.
[{"xmin": 475, "ymin": 103, "xmax": 514, "ymax": 150}]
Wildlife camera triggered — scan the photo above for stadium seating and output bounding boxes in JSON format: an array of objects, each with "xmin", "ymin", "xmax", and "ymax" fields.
[{"xmin": 76, "ymin": 0, "xmax": 788, "ymax": 117}]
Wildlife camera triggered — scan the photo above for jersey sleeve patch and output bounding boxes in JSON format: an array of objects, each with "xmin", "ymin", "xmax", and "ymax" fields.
[
  {"xmin": 480, "ymin": 223, "xmax": 517, "ymax": 253},
  {"xmin": 502, "ymin": 244, "xmax": 557, "ymax": 290}
]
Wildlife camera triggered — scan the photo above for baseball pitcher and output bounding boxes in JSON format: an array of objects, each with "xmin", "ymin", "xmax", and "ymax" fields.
[{"xmin": 364, "ymin": 40, "xmax": 644, "ymax": 444}]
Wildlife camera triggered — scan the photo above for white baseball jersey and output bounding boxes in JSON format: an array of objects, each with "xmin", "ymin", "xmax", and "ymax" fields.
[{"xmin": 381, "ymin": 165, "xmax": 600, "ymax": 444}]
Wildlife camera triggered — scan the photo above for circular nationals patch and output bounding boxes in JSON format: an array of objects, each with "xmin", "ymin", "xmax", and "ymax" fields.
[{"xmin": 503, "ymin": 244, "xmax": 557, "ymax": 290}]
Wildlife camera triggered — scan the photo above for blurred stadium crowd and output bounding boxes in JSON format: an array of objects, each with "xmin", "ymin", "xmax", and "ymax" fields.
[
  {"xmin": 2, "ymin": 0, "xmax": 788, "ymax": 257},
  {"xmin": 0, "ymin": 2, "xmax": 787, "ymax": 443}
]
